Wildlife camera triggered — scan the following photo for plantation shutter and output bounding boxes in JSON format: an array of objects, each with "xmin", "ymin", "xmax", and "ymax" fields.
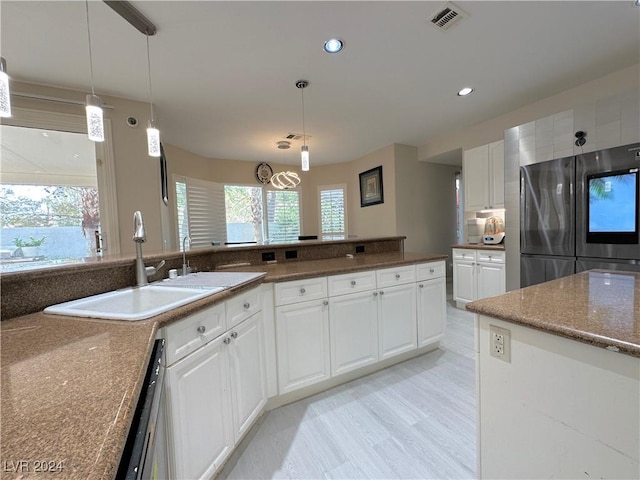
[
  {"xmin": 266, "ymin": 190, "xmax": 300, "ymax": 242},
  {"xmin": 319, "ymin": 185, "xmax": 346, "ymax": 240},
  {"xmin": 185, "ymin": 177, "xmax": 227, "ymax": 247}
]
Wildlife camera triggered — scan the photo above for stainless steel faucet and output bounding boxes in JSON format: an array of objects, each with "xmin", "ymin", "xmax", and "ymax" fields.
[
  {"xmin": 133, "ymin": 211, "xmax": 165, "ymax": 286},
  {"xmin": 182, "ymin": 236, "xmax": 191, "ymax": 276}
]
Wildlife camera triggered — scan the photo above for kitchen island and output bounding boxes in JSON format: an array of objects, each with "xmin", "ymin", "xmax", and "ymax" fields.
[
  {"xmin": 1, "ymin": 243, "xmax": 447, "ymax": 480},
  {"xmin": 466, "ymin": 270, "xmax": 640, "ymax": 479}
]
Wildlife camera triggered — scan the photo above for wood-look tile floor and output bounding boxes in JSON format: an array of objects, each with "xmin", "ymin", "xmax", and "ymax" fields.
[{"xmin": 224, "ymin": 301, "xmax": 476, "ymax": 480}]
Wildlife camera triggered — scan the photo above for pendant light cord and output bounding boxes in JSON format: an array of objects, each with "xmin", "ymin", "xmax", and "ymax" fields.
[
  {"xmin": 85, "ymin": 0, "xmax": 96, "ymax": 96},
  {"xmin": 146, "ymin": 34, "xmax": 155, "ymax": 123},
  {"xmin": 301, "ymin": 87, "xmax": 306, "ymax": 147}
]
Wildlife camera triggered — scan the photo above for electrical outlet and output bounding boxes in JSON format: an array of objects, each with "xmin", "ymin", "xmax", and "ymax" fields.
[{"xmin": 489, "ymin": 325, "xmax": 511, "ymax": 363}]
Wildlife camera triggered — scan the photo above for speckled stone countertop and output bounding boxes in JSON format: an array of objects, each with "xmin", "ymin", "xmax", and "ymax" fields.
[
  {"xmin": 466, "ymin": 270, "xmax": 640, "ymax": 358},
  {"xmin": 452, "ymin": 243, "xmax": 505, "ymax": 251},
  {"xmin": 0, "ymin": 252, "xmax": 445, "ymax": 479}
]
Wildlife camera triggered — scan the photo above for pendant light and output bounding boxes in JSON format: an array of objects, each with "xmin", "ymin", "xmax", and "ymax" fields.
[
  {"xmin": 0, "ymin": 57, "xmax": 11, "ymax": 118},
  {"xmin": 145, "ymin": 34, "xmax": 160, "ymax": 157},
  {"xmin": 270, "ymin": 140, "xmax": 301, "ymax": 190},
  {"xmin": 296, "ymin": 80, "xmax": 310, "ymax": 172},
  {"xmin": 84, "ymin": 0, "xmax": 104, "ymax": 142}
]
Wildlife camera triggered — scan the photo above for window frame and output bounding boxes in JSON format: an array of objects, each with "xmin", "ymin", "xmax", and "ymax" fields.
[{"xmin": 318, "ymin": 184, "xmax": 347, "ymax": 240}]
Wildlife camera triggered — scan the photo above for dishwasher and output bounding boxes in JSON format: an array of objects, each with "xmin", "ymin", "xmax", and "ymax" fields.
[{"xmin": 116, "ymin": 338, "xmax": 168, "ymax": 479}]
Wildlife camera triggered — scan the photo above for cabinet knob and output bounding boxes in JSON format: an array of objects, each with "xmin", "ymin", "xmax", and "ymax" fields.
[
  {"xmin": 223, "ymin": 337, "xmax": 231, "ymax": 345},
  {"xmin": 350, "ymin": 280, "xmax": 357, "ymax": 286},
  {"xmin": 197, "ymin": 325, "xmax": 206, "ymax": 334},
  {"xmin": 373, "ymin": 291, "xmax": 378, "ymax": 297},
  {"xmin": 300, "ymin": 287, "xmax": 306, "ymax": 294},
  {"xmin": 323, "ymin": 300, "xmax": 329, "ymax": 306},
  {"xmin": 230, "ymin": 331, "xmax": 238, "ymax": 339},
  {"xmin": 243, "ymin": 302, "xmax": 250, "ymax": 309},
  {"xmin": 379, "ymin": 290, "xmax": 385, "ymax": 296},
  {"xmin": 395, "ymin": 273, "xmax": 400, "ymax": 279},
  {"xmin": 419, "ymin": 284, "xmax": 424, "ymax": 288},
  {"xmin": 429, "ymin": 268, "xmax": 434, "ymax": 273}
]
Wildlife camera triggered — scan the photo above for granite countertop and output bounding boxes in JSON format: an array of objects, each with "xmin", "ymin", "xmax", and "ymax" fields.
[
  {"xmin": 452, "ymin": 243, "xmax": 505, "ymax": 251},
  {"xmin": 466, "ymin": 270, "xmax": 640, "ymax": 357},
  {"xmin": 0, "ymin": 252, "xmax": 445, "ymax": 479}
]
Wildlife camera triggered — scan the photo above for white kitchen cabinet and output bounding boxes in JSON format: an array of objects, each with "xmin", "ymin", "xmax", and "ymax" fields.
[
  {"xmin": 463, "ymin": 140, "xmax": 504, "ymax": 211},
  {"xmin": 416, "ymin": 261, "xmax": 446, "ymax": 347},
  {"xmin": 378, "ymin": 283, "xmax": 417, "ymax": 360},
  {"xmin": 228, "ymin": 311, "xmax": 267, "ymax": 442},
  {"xmin": 166, "ymin": 334, "xmax": 234, "ymax": 480},
  {"xmin": 452, "ymin": 248, "xmax": 505, "ymax": 308},
  {"xmin": 275, "ymin": 299, "xmax": 330, "ymax": 394},
  {"xmin": 329, "ymin": 289, "xmax": 379, "ymax": 376}
]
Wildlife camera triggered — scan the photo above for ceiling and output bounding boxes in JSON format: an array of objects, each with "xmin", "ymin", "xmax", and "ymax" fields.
[{"xmin": 1, "ymin": 1, "xmax": 639, "ymax": 166}]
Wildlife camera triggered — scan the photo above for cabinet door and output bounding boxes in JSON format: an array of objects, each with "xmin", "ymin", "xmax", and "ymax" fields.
[
  {"xmin": 329, "ymin": 290, "xmax": 378, "ymax": 376},
  {"xmin": 228, "ymin": 312, "xmax": 267, "ymax": 442},
  {"xmin": 463, "ymin": 144, "xmax": 490, "ymax": 211},
  {"xmin": 489, "ymin": 140, "xmax": 505, "ymax": 209},
  {"xmin": 275, "ymin": 299, "xmax": 330, "ymax": 394},
  {"xmin": 378, "ymin": 283, "xmax": 417, "ymax": 360},
  {"xmin": 453, "ymin": 260, "xmax": 476, "ymax": 304},
  {"xmin": 477, "ymin": 262, "xmax": 506, "ymax": 300},
  {"xmin": 417, "ymin": 277, "xmax": 446, "ymax": 347},
  {"xmin": 166, "ymin": 336, "xmax": 233, "ymax": 480}
]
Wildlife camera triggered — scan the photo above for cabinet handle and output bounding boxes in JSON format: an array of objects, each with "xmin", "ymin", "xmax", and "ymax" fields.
[
  {"xmin": 350, "ymin": 280, "xmax": 357, "ymax": 286},
  {"xmin": 230, "ymin": 331, "xmax": 238, "ymax": 339},
  {"xmin": 223, "ymin": 337, "xmax": 231, "ymax": 345},
  {"xmin": 395, "ymin": 273, "xmax": 400, "ymax": 279},
  {"xmin": 429, "ymin": 268, "xmax": 434, "ymax": 274},
  {"xmin": 243, "ymin": 301, "xmax": 250, "ymax": 309},
  {"xmin": 300, "ymin": 287, "xmax": 306, "ymax": 294},
  {"xmin": 373, "ymin": 291, "xmax": 378, "ymax": 297},
  {"xmin": 419, "ymin": 284, "xmax": 424, "ymax": 288},
  {"xmin": 197, "ymin": 325, "xmax": 206, "ymax": 334},
  {"xmin": 323, "ymin": 300, "xmax": 329, "ymax": 306},
  {"xmin": 379, "ymin": 290, "xmax": 385, "ymax": 296}
]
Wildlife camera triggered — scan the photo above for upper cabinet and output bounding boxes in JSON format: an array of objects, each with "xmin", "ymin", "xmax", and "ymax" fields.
[{"xmin": 463, "ymin": 140, "xmax": 504, "ymax": 211}]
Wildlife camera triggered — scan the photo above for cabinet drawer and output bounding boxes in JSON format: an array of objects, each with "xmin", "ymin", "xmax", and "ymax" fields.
[
  {"xmin": 226, "ymin": 286, "xmax": 262, "ymax": 329},
  {"xmin": 477, "ymin": 250, "xmax": 505, "ymax": 264},
  {"xmin": 165, "ymin": 302, "xmax": 226, "ymax": 365},
  {"xmin": 328, "ymin": 270, "xmax": 376, "ymax": 297},
  {"xmin": 376, "ymin": 264, "xmax": 416, "ymax": 288},
  {"xmin": 452, "ymin": 249, "xmax": 477, "ymax": 261},
  {"xmin": 416, "ymin": 261, "xmax": 446, "ymax": 281},
  {"xmin": 274, "ymin": 277, "xmax": 327, "ymax": 306}
]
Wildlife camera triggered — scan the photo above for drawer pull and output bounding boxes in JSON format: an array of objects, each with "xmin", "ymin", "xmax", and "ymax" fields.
[
  {"xmin": 429, "ymin": 268, "xmax": 434, "ymax": 273},
  {"xmin": 373, "ymin": 292, "xmax": 378, "ymax": 297},
  {"xmin": 379, "ymin": 290, "xmax": 385, "ymax": 296},
  {"xmin": 323, "ymin": 300, "xmax": 329, "ymax": 306},
  {"xmin": 230, "ymin": 331, "xmax": 238, "ymax": 339},
  {"xmin": 395, "ymin": 273, "xmax": 400, "ymax": 279},
  {"xmin": 243, "ymin": 302, "xmax": 250, "ymax": 309},
  {"xmin": 350, "ymin": 280, "xmax": 357, "ymax": 286},
  {"xmin": 300, "ymin": 288, "xmax": 306, "ymax": 294},
  {"xmin": 223, "ymin": 337, "xmax": 231, "ymax": 345},
  {"xmin": 197, "ymin": 325, "xmax": 206, "ymax": 334},
  {"xmin": 419, "ymin": 284, "xmax": 424, "ymax": 288}
]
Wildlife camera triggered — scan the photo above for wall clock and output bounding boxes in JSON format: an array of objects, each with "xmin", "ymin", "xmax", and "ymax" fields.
[{"xmin": 255, "ymin": 162, "xmax": 273, "ymax": 184}]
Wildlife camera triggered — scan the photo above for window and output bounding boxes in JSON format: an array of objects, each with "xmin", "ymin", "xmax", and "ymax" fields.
[
  {"xmin": 175, "ymin": 178, "xmax": 301, "ymax": 246},
  {"xmin": 319, "ymin": 185, "xmax": 346, "ymax": 240},
  {"xmin": 1, "ymin": 107, "xmax": 118, "ymax": 272}
]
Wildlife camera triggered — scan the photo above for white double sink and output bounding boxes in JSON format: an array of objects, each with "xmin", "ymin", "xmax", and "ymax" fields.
[{"xmin": 44, "ymin": 271, "xmax": 265, "ymax": 321}]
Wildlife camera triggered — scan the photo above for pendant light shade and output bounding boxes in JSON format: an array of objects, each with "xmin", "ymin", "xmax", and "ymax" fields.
[
  {"xmin": 0, "ymin": 57, "xmax": 12, "ymax": 118},
  {"xmin": 296, "ymin": 80, "xmax": 310, "ymax": 171},
  {"xmin": 84, "ymin": 0, "xmax": 104, "ymax": 142},
  {"xmin": 145, "ymin": 35, "xmax": 160, "ymax": 157},
  {"xmin": 85, "ymin": 94, "xmax": 105, "ymax": 142}
]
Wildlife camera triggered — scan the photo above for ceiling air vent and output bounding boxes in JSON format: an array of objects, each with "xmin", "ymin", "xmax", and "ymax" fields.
[
  {"xmin": 285, "ymin": 133, "xmax": 303, "ymax": 140},
  {"xmin": 429, "ymin": 2, "xmax": 468, "ymax": 31}
]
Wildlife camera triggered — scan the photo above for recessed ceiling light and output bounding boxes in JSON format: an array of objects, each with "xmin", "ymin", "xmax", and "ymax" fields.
[
  {"xmin": 457, "ymin": 87, "xmax": 474, "ymax": 96},
  {"xmin": 323, "ymin": 38, "xmax": 344, "ymax": 54}
]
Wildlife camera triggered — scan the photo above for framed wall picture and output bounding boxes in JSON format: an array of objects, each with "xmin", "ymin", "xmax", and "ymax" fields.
[{"xmin": 359, "ymin": 165, "xmax": 384, "ymax": 207}]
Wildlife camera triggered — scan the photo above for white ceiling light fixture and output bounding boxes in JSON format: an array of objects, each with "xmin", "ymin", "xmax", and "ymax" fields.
[
  {"xmin": 296, "ymin": 79, "xmax": 310, "ymax": 172},
  {"xmin": 323, "ymin": 38, "xmax": 345, "ymax": 54},
  {"xmin": 84, "ymin": 0, "xmax": 104, "ymax": 142},
  {"xmin": 457, "ymin": 87, "xmax": 474, "ymax": 96},
  {"xmin": 0, "ymin": 57, "xmax": 12, "ymax": 118},
  {"xmin": 271, "ymin": 140, "xmax": 301, "ymax": 190},
  {"xmin": 145, "ymin": 34, "xmax": 160, "ymax": 157}
]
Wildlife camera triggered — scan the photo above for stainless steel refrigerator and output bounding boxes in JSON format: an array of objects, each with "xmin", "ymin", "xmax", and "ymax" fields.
[{"xmin": 521, "ymin": 142, "xmax": 640, "ymax": 287}]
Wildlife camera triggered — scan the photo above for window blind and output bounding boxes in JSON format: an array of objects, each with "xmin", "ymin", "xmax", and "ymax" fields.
[
  {"xmin": 183, "ymin": 177, "xmax": 227, "ymax": 247},
  {"xmin": 319, "ymin": 185, "xmax": 346, "ymax": 240},
  {"xmin": 266, "ymin": 190, "xmax": 300, "ymax": 242}
]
